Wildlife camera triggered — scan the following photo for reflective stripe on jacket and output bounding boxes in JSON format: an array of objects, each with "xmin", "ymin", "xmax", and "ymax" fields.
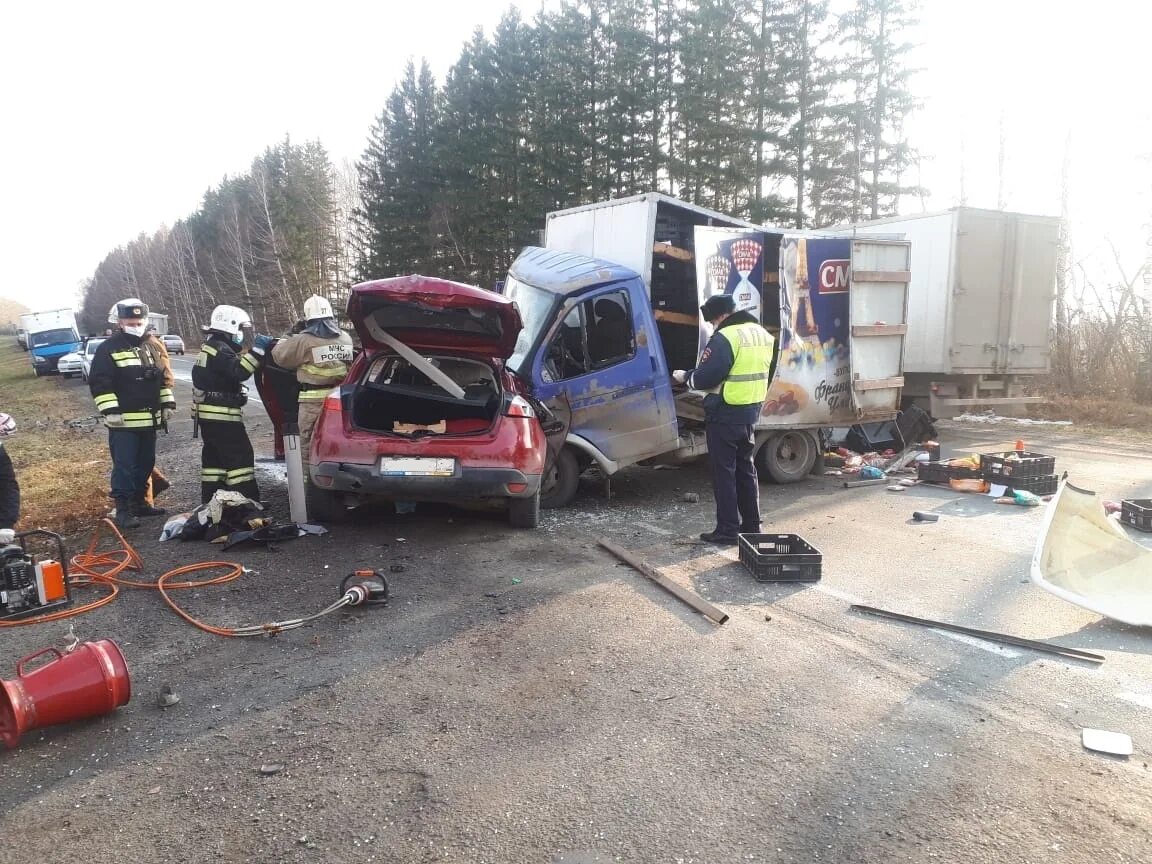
[
  {"xmin": 192, "ymin": 334, "xmax": 260, "ymax": 421},
  {"xmin": 717, "ymin": 322, "xmax": 774, "ymax": 405},
  {"xmin": 88, "ymin": 332, "xmax": 164, "ymax": 426},
  {"xmin": 271, "ymin": 330, "xmax": 354, "ymax": 391}
]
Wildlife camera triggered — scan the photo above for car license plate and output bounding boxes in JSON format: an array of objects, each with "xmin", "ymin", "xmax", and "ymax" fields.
[{"xmin": 379, "ymin": 457, "xmax": 455, "ymax": 477}]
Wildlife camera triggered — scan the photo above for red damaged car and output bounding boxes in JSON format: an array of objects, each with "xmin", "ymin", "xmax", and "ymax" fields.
[{"xmin": 307, "ymin": 275, "xmax": 548, "ymax": 528}]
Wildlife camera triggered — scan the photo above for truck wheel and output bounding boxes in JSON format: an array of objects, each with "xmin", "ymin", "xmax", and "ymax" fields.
[
  {"xmin": 541, "ymin": 448, "xmax": 580, "ymax": 509},
  {"xmin": 306, "ymin": 485, "xmax": 348, "ymax": 523},
  {"xmin": 508, "ymin": 490, "xmax": 541, "ymax": 528},
  {"xmin": 756, "ymin": 431, "xmax": 818, "ymax": 484}
]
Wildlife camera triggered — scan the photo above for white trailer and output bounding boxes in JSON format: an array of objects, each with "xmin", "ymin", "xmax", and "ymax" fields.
[{"xmin": 828, "ymin": 207, "xmax": 1059, "ymax": 415}]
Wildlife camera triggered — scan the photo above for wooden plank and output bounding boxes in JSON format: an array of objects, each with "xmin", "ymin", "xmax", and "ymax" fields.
[
  {"xmin": 851, "ymin": 324, "xmax": 908, "ymax": 337},
  {"xmin": 852, "ymin": 376, "xmax": 905, "ymax": 392},
  {"xmin": 852, "ymin": 270, "xmax": 912, "ymax": 283},
  {"xmin": 652, "ymin": 242, "xmax": 694, "ymax": 262},
  {"xmin": 653, "ymin": 309, "xmax": 698, "ymax": 326}
]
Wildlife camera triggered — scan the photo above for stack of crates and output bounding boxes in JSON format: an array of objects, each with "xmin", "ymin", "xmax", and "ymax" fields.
[{"xmin": 979, "ymin": 451, "xmax": 1059, "ymax": 496}]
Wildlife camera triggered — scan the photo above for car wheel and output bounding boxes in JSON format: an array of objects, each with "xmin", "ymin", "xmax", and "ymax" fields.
[
  {"xmin": 755, "ymin": 431, "xmax": 818, "ymax": 483},
  {"xmin": 540, "ymin": 447, "xmax": 580, "ymax": 509},
  {"xmin": 508, "ymin": 490, "xmax": 541, "ymax": 529},
  {"xmin": 306, "ymin": 485, "xmax": 348, "ymax": 523}
]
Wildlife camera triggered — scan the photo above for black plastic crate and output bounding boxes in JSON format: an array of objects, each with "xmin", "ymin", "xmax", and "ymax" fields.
[
  {"xmin": 980, "ymin": 451, "xmax": 1056, "ymax": 481},
  {"xmin": 916, "ymin": 460, "xmax": 983, "ymax": 484},
  {"xmin": 1000, "ymin": 474, "xmax": 1059, "ymax": 496},
  {"xmin": 738, "ymin": 533, "xmax": 822, "ymax": 582},
  {"xmin": 1121, "ymin": 499, "xmax": 1152, "ymax": 533}
]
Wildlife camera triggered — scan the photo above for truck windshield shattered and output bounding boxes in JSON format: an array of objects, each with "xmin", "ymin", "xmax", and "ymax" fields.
[{"xmin": 504, "ymin": 276, "xmax": 557, "ymax": 375}]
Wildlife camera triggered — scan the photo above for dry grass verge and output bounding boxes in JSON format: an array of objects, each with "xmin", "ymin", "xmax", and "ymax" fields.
[
  {"xmin": 1029, "ymin": 393, "xmax": 1152, "ymax": 431},
  {"xmin": 1, "ymin": 341, "xmax": 111, "ymax": 533}
]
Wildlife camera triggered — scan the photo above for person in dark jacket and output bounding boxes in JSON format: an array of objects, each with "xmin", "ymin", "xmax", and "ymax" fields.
[
  {"xmin": 673, "ymin": 295, "xmax": 775, "ymax": 544},
  {"xmin": 192, "ymin": 304, "xmax": 270, "ymax": 504},
  {"xmin": 0, "ymin": 412, "xmax": 19, "ymax": 545},
  {"xmin": 89, "ymin": 298, "xmax": 176, "ymax": 530}
]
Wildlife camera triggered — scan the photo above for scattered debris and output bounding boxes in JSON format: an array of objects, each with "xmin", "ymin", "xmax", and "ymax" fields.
[
  {"xmin": 681, "ymin": 492, "xmax": 700, "ymax": 503},
  {"xmin": 511, "ymin": 577, "xmax": 523, "ymax": 585},
  {"xmin": 389, "ymin": 564, "xmax": 406, "ymax": 573},
  {"xmin": 258, "ymin": 763, "xmax": 285, "ymax": 776},
  {"xmin": 157, "ymin": 685, "xmax": 180, "ymax": 708},
  {"xmin": 1082, "ymin": 728, "xmax": 1133, "ymax": 757},
  {"xmin": 849, "ymin": 604, "xmax": 1105, "ymax": 664},
  {"xmin": 886, "ymin": 485, "xmax": 906, "ymax": 492},
  {"xmin": 912, "ymin": 511, "xmax": 940, "ymax": 523},
  {"xmin": 843, "ymin": 478, "xmax": 888, "ymax": 488}
]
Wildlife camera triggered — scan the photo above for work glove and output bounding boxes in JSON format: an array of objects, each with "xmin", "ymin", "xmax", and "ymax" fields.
[
  {"xmin": 162, "ymin": 407, "xmax": 176, "ymax": 424},
  {"xmin": 671, "ymin": 370, "xmax": 688, "ymax": 385},
  {"xmin": 104, "ymin": 413, "xmax": 125, "ymax": 428},
  {"xmin": 251, "ymin": 334, "xmax": 276, "ymax": 355},
  {"xmin": 0, "ymin": 529, "xmax": 14, "ymax": 545}
]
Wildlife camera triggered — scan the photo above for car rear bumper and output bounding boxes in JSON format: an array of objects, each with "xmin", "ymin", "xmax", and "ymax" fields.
[{"xmin": 311, "ymin": 461, "xmax": 542, "ymax": 500}]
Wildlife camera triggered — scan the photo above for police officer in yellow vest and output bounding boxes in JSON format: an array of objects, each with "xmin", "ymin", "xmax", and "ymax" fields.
[
  {"xmin": 673, "ymin": 294, "xmax": 774, "ymax": 545},
  {"xmin": 270, "ymin": 295, "xmax": 353, "ymax": 483}
]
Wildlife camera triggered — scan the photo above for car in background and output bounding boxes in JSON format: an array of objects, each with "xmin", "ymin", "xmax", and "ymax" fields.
[
  {"xmin": 80, "ymin": 337, "xmax": 106, "ymax": 382},
  {"xmin": 57, "ymin": 348, "xmax": 84, "ymax": 378},
  {"xmin": 161, "ymin": 334, "xmax": 185, "ymax": 355},
  {"xmin": 307, "ymin": 275, "xmax": 548, "ymax": 528}
]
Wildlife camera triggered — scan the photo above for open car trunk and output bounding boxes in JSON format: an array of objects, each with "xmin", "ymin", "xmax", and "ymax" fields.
[{"xmin": 352, "ymin": 353, "xmax": 502, "ymax": 437}]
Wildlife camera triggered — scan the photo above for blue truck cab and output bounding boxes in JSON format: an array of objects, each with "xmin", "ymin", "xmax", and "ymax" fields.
[
  {"xmin": 25, "ymin": 308, "xmax": 82, "ymax": 376},
  {"xmin": 29, "ymin": 324, "xmax": 82, "ymax": 377},
  {"xmin": 505, "ymin": 249, "xmax": 682, "ymax": 508}
]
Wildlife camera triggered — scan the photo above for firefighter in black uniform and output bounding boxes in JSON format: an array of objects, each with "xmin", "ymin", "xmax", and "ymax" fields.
[
  {"xmin": 192, "ymin": 304, "xmax": 271, "ymax": 504},
  {"xmin": 89, "ymin": 298, "xmax": 176, "ymax": 529}
]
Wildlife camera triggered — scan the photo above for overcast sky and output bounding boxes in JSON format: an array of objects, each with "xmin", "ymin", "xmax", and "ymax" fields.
[{"xmin": 2, "ymin": 0, "xmax": 1148, "ymax": 313}]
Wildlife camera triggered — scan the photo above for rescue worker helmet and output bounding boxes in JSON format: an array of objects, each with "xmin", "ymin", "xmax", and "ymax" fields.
[
  {"xmin": 207, "ymin": 304, "xmax": 252, "ymax": 337},
  {"xmin": 108, "ymin": 298, "xmax": 148, "ymax": 324},
  {"xmin": 303, "ymin": 294, "xmax": 334, "ymax": 321}
]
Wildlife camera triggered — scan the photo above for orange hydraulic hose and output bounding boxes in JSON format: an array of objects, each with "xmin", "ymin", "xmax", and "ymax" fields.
[{"xmin": 0, "ymin": 518, "xmax": 244, "ymax": 632}]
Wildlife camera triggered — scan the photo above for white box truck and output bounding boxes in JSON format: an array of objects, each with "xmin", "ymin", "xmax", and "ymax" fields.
[
  {"xmin": 17, "ymin": 312, "xmax": 35, "ymax": 350},
  {"xmin": 828, "ymin": 207, "xmax": 1059, "ymax": 414}
]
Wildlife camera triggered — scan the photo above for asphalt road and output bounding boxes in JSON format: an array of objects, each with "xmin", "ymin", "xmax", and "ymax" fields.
[{"xmin": 2, "ymin": 371, "xmax": 1150, "ymax": 863}]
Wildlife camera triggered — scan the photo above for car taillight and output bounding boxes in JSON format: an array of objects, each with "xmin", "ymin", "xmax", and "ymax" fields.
[
  {"xmin": 503, "ymin": 395, "xmax": 535, "ymax": 418},
  {"xmin": 322, "ymin": 390, "xmax": 342, "ymax": 412}
]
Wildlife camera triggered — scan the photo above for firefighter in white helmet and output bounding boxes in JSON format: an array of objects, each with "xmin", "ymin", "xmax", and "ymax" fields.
[
  {"xmin": 270, "ymin": 294, "xmax": 353, "ymax": 483},
  {"xmin": 192, "ymin": 304, "xmax": 270, "ymax": 503}
]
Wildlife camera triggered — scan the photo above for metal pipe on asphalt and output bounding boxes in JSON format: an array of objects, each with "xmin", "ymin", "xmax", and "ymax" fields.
[
  {"xmin": 284, "ymin": 423, "xmax": 308, "ymax": 525},
  {"xmin": 849, "ymin": 604, "xmax": 1105, "ymax": 663},
  {"xmin": 598, "ymin": 538, "xmax": 729, "ymax": 626}
]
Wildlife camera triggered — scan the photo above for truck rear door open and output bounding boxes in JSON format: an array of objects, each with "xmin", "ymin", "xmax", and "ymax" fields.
[{"xmin": 848, "ymin": 239, "xmax": 911, "ymax": 420}]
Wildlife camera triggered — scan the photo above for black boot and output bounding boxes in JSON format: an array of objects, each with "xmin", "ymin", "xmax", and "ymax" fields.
[
  {"xmin": 115, "ymin": 503, "xmax": 140, "ymax": 530},
  {"xmin": 134, "ymin": 498, "xmax": 167, "ymax": 518}
]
